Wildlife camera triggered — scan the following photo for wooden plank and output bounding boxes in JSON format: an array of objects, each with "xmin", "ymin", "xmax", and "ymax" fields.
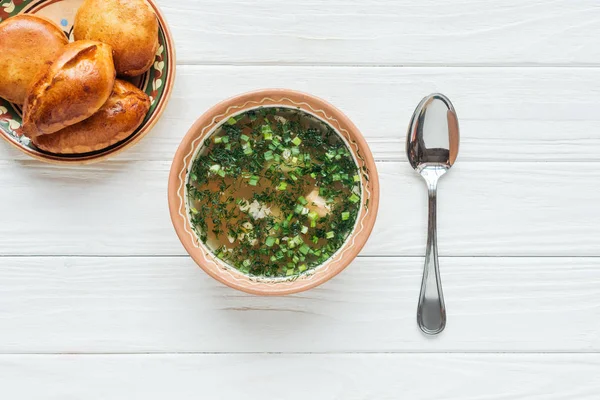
[
  {"xmin": 4, "ymin": 66, "xmax": 600, "ymax": 163},
  {"xmin": 0, "ymin": 256, "xmax": 598, "ymax": 353},
  {"xmin": 3, "ymin": 66, "xmax": 599, "ymax": 162},
  {"xmin": 0, "ymin": 160, "xmax": 598, "ymax": 257},
  {"xmin": 0, "ymin": 353, "xmax": 599, "ymax": 398},
  {"xmin": 158, "ymin": 0, "xmax": 600, "ymax": 65}
]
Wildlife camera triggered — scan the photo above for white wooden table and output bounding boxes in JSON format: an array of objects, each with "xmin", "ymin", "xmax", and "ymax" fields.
[{"xmin": 1, "ymin": 1, "xmax": 600, "ymax": 398}]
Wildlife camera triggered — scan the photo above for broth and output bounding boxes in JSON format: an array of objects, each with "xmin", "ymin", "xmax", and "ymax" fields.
[{"xmin": 187, "ymin": 107, "xmax": 361, "ymax": 277}]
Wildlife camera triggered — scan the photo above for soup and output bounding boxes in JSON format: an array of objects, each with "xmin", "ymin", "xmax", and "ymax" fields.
[{"xmin": 187, "ymin": 107, "xmax": 361, "ymax": 277}]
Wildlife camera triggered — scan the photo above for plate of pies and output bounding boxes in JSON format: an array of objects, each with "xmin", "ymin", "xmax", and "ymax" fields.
[{"xmin": 0, "ymin": 0, "xmax": 175, "ymax": 164}]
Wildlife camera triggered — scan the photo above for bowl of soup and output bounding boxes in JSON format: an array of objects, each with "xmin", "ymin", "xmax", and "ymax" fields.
[{"xmin": 168, "ymin": 89, "xmax": 379, "ymax": 295}]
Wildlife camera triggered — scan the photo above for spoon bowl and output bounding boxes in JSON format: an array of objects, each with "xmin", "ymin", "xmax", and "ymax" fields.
[{"xmin": 406, "ymin": 93, "xmax": 459, "ymax": 335}]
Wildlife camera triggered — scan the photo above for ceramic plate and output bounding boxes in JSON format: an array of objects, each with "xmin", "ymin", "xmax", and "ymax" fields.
[{"xmin": 0, "ymin": 0, "xmax": 175, "ymax": 164}]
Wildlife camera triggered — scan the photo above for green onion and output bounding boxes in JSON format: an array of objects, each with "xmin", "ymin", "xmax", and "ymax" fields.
[
  {"xmin": 277, "ymin": 182, "xmax": 288, "ymax": 191},
  {"xmin": 265, "ymin": 237, "xmax": 276, "ymax": 247},
  {"xmin": 301, "ymin": 226, "xmax": 309, "ymax": 234},
  {"xmin": 248, "ymin": 176, "xmax": 259, "ymax": 186},
  {"xmin": 209, "ymin": 164, "xmax": 221, "ymax": 173},
  {"xmin": 291, "ymin": 146, "xmax": 300, "ymax": 155},
  {"xmin": 221, "ymin": 136, "xmax": 229, "ymax": 143},
  {"xmin": 298, "ymin": 264, "xmax": 308, "ymax": 273},
  {"xmin": 307, "ymin": 211, "xmax": 319, "ymax": 220},
  {"xmin": 262, "ymin": 125, "xmax": 274, "ymax": 140},
  {"xmin": 298, "ymin": 196, "xmax": 308, "ymax": 205},
  {"xmin": 214, "ymin": 136, "xmax": 223, "ymax": 144},
  {"xmin": 291, "ymin": 137, "xmax": 302, "ymax": 146},
  {"xmin": 286, "ymin": 268, "xmax": 295, "ymax": 276},
  {"xmin": 349, "ymin": 193, "xmax": 360, "ymax": 203},
  {"xmin": 326, "ymin": 231, "xmax": 335, "ymax": 239},
  {"xmin": 227, "ymin": 117, "xmax": 237, "ymax": 125},
  {"xmin": 353, "ymin": 174, "xmax": 361, "ymax": 182},
  {"xmin": 294, "ymin": 204, "xmax": 304, "ymax": 214},
  {"xmin": 243, "ymin": 147, "xmax": 253, "ymax": 155},
  {"xmin": 217, "ymin": 169, "xmax": 226, "ymax": 178},
  {"xmin": 240, "ymin": 134, "xmax": 249, "ymax": 142},
  {"xmin": 342, "ymin": 211, "xmax": 350, "ymax": 220},
  {"xmin": 190, "ymin": 207, "xmax": 199, "ymax": 215},
  {"xmin": 264, "ymin": 151, "xmax": 274, "ymax": 160},
  {"xmin": 332, "ymin": 174, "xmax": 341, "ymax": 181},
  {"xmin": 312, "ymin": 236, "xmax": 319, "ymax": 244},
  {"xmin": 299, "ymin": 244, "xmax": 310, "ymax": 255}
]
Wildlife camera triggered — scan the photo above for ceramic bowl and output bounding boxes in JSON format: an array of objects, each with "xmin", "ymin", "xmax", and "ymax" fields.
[
  {"xmin": 0, "ymin": 0, "xmax": 175, "ymax": 164},
  {"xmin": 169, "ymin": 89, "xmax": 379, "ymax": 295}
]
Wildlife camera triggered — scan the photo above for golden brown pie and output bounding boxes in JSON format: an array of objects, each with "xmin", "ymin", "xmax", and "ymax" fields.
[
  {"xmin": 0, "ymin": 15, "xmax": 68, "ymax": 105},
  {"xmin": 32, "ymin": 79, "xmax": 151, "ymax": 154},
  {"xmin": 22, "ymin": 40, "xmax": 116, "ymax": 137},
  {"xmin": 74, "ymin": 0, "xmax": 159, "ymax": 77}
]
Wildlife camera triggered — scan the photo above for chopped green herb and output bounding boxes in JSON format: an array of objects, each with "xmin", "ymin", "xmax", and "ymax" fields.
[
  {"xmin": 187, "ymin": 107, "xmax": 361, "ymax": 278},
  {"xmin": 299, "ymin": 244, "xmax": 310, "ymax": 255},
  {"xmin": 248, "ymin": 176, "xmax": 259, "ymax": 186}
]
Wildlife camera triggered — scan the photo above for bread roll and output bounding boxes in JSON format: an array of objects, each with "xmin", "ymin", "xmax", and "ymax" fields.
[
  {"xmin": 22, "ymin": 40, "xmax": 116, "ymax": 137},
  {"xmin": 32, "ymin": 80, "xmax": 151, "ymax": 154},
  {"xmin": 0, "ymin": 15, "xmax": 68, "ymax": 105},
  {"xmin": 74, "ymin": 0, "xmax": 159, "ymax": 77}
]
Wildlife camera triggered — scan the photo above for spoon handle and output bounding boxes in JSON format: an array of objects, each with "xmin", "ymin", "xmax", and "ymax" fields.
[{"xmin": 417, "ymin": 181, "xmax": 446, "ymax": 335}]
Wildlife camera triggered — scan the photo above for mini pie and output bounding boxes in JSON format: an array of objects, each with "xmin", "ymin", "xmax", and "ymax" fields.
[
  {"xmin": 32, "ymin": 79, "xmax": 151, "ymax": 154},
  {"xmin": 0, "ymin": 14, "xmax": 68, "ymax": 105},
  {"xmin": 74, "ymin": 0, "xmax": 159, "ymax": 77},
  {"xmin": 22, "ymin": 40, "xmax": 116, "ymax": 137}
]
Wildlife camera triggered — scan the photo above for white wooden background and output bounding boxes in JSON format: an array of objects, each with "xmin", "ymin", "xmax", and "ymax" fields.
[{"xmin": 1, "ymin": 1, "xmax": 600, "ymax": 398}]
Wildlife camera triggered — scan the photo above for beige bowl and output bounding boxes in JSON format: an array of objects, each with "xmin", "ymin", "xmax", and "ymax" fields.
[{"xmin": 168, "ymin": 89, "xmax": 379, "ymax": 295}]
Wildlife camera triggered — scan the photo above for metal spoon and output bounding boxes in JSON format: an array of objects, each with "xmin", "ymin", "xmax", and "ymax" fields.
[{"xmin": 406, "ymin": 93, "xmax": 459, "ymax": 335}]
